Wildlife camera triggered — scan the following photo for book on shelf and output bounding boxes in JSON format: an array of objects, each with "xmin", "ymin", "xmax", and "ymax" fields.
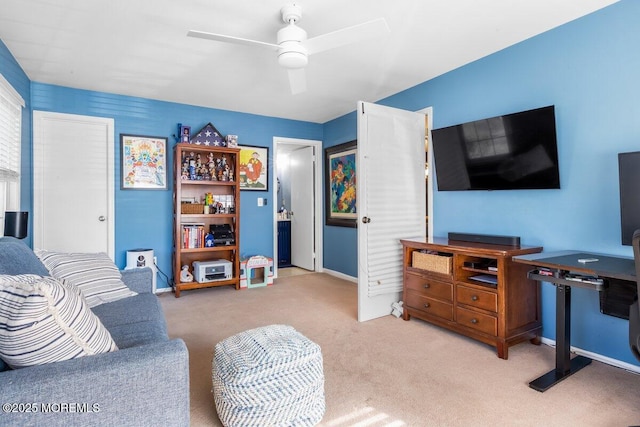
[{"xmin": 182, "ymin": 223, "xmax": 205, "ymax": 249}]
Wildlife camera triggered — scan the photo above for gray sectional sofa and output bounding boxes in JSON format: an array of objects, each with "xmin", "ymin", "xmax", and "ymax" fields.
[{"xmin": 0, "ymin": 237, "xmax": 189, "ymax": 427}]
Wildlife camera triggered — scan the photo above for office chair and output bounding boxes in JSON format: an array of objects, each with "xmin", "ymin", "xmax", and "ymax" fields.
[{"xmin": 630, "ymin": 229, "xmax": 640, "ymax": 361}]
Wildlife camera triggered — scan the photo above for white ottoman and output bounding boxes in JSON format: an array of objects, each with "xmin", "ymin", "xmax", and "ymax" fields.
[{"xmin": 212, "ymin": 324, "xmax": 325, "ymax": 426}]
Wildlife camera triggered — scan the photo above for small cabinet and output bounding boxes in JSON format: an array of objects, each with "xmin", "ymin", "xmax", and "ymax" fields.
[
  {"xmin": 277, "ymin": 220, "xmax": 292, "ymax": 267},
  {"xmin": 173, "ymin": 144, "xmax": 240, "ymax": 297},
  {"xmin": 401, "ymin": 237, "xmax": 543, "ymax": 359}
]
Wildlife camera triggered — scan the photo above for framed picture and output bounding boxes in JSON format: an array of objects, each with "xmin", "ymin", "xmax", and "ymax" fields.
[
  {"xmin": 121, "ymin": 134, "xmax": 168, "ymax": 190},
  {"xmin": 325, "ymin": 140, "xmax": 357, "ymax": 227},
  {"xmin": 179, "ymin": 125, "xmax": 190, "ymax": 143},
  {"xmin": 238, "ymin": 145, "xmax": 269, "ymax": 191}
]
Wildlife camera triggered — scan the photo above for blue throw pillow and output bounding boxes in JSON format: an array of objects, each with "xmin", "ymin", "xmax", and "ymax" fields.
[{"xmin": 0, "ymin": 237, "xmax": 50, "ymax": 276}]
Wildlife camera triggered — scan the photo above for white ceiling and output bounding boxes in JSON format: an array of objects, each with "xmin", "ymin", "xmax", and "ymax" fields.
[{"xmin": 0, "ymin": 0, "xmax": 618, "ymax": 123}]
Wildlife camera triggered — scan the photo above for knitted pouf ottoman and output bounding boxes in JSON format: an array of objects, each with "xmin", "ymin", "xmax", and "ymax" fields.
[{"xmin": 212, "ymin": 324, "xmax": 325, "ymax": 427}]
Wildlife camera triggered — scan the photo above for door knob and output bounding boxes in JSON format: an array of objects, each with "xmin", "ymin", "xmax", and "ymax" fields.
[
  {"xmin": 98, "ymin": 216, "xmax": 106, "ymax": 222},
  {"xmin": 362, "ymin": 217, "xmax": 371, "ymax": 224}
]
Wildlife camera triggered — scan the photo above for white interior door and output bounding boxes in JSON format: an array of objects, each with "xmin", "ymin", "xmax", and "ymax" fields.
[
  {"xmin": 357, "ymin": 101, "xmax": 426, "ymax": 322},
  {"xmin": 33, "ymin": 111, "xmax": 114, "ymax": 257},
  {"xmin": 290, "ymin": 146, "xmax": 315, "ymax": 270}
]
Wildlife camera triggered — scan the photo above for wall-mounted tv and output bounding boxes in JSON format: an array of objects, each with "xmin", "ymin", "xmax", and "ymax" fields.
[
  {"xmin": 618, "ymin": 151, "xmax": 640, "ymax": 246},
  {"xmin": 431, "ymin": 106, "xmax": 560, "ymax": 191}
]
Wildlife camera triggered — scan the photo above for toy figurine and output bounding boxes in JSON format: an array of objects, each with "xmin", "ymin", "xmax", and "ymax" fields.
[
  {"xmin": 204, "ymin": 232, "xmax": 215, "ymax": 247},
  {"xmin": 180, "ymin": 265, "xmax": 193, "ymax": 283}
]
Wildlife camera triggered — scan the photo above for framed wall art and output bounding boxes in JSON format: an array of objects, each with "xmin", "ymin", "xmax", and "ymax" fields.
[
  {"xmin": 121, "ymin": 134, "xmax": 168, "ymax": 190},
  {"xmin": 325, "ymin": 140, "xmax": 357, "ymax": 227},
  {"xmin": 239, "ymin": 145, "xmax": 269, "ymax": 191}
]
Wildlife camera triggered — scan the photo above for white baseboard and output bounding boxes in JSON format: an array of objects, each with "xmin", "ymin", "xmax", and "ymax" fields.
[
  {"xmin": 539, "ymin": 337, "xmax": 640, "ymax": 374},
  {"xmin": 321, "ymin": 268, "xmax": 357, "ymax": 283},
  {"xmin": 155, "ymin": 287, "xmax": 173, "ymax": 294}
]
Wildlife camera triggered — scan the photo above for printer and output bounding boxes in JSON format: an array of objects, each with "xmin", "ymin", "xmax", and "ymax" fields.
[{"xmin": 193, "ymin": 259, "xmax": 232, "ymax": 283}]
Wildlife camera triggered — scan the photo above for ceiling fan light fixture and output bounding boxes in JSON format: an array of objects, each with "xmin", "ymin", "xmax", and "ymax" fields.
[
  {"xmin": 278, "ymin": 45, "xmax": 308, "ymax": 69},
  {"xmin": 188, "ymin": 2, "xmax": 389, "ymax": 94}
]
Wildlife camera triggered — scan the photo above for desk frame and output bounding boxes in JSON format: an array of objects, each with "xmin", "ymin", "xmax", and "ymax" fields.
[{"xmin": 515, "ymin": 251, "xmax": 636, "ymax": 392}]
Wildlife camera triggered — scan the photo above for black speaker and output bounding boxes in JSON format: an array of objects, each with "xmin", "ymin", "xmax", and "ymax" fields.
[
  {"xmin": 448, "ymin": 232, "xmax": 520, "ymax": 247},
  {"xmin": 4, "ymin": 211, "xmax": 28, "ymax": 239}
]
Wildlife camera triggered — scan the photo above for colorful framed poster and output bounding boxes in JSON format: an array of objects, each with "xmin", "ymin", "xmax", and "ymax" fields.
[
  {"xmin": 325, "ymin": 140, "xmax": 357, "ymax": 227},
  {"xmin": 121, "ymin": 134, "xmax": 168, "ymax": 190},
  {"xmin": 238, "ymin": 145, "xmax": 269, "ymax": 191}
]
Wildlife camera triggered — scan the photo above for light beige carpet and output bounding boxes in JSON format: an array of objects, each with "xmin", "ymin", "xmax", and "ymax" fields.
[{"xmin": 159, "ymin": 273, "xmax": 640, "ymax": 426}]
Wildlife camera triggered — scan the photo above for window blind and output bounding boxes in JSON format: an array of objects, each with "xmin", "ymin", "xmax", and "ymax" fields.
[{"xmin": 0, "ymin": 73, "xmax": 24, "ymax": 182}]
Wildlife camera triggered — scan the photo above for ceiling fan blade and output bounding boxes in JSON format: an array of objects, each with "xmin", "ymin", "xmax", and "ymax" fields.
[
  {"xmin": 287, "ymin": 68, "xmax": 307, "ymax": 95},
  {"xmin": 187, "ymin": 30, "xmax": 279, "ymax": 50},
  {"xmin": 303, "ymin": 17, "xmax": 390, "ymax": 55}
]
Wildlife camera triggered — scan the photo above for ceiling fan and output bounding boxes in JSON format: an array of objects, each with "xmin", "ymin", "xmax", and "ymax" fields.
[{"xmin": 187, "ymin": 3, "xmax": 390, "ymax": 94}]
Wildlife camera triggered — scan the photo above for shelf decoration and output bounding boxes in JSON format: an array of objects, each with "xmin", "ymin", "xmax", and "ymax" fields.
[
  {"xmin": 121, "ymin": 134, "xmax": 168, "ymax": 190},
  {"xmin": 190, "ymin": 122, "xmax": 226, "ymax": 146}
]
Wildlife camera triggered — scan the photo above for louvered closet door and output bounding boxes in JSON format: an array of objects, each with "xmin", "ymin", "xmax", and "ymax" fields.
[{"xmin": 357, "ymin": 101, "xmax": 426, "ymax": 322}]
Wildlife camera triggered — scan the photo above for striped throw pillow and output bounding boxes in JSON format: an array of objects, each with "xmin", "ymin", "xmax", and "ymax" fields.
[
  {"xmin": 0, "ymin": 274, "xmax": 118, "ymax": 369},
  {"xmin": 35, "ymin": 250, "xmax": 137, "ymax": 308}
]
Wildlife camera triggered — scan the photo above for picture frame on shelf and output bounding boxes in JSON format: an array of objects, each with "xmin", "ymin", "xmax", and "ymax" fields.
[
  {"xmin": 325, "ymin": 140, "xmax": 357, "ymax": 227},
  {"xmin": 238, "ymin": 145, "xmax": 269, "ymax": 191},
  {"xmin": 121, "ymin": 134, "xmax": 168, "ymax": 190},
  {"xmin": 179, "ymin": 125, "xmax": 191, "ymax": 143},
  {"xmin": 226, "ymin": 135, "xmax": 238, "ymax": 147}
]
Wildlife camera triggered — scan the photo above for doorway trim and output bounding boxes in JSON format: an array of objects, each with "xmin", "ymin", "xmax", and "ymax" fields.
[{"xmin": 272, "ymin": 136, "xmax": 323, "ymax": 278}]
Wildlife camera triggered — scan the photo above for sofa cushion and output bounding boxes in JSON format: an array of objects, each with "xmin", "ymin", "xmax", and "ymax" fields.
[
  {"xmin": 92, "ymin": 293, "xmax": 166, "ymax": 328},
  {"xmin": 0, "ymin": 237, "xmax": 50, "ymax": 276},
  {"xmin": 36, "ymin": 250, "xmax": 137, "ymax": 308},
  {"xmin": 0, "ymin": 274, "xmax": 118, "ymax": 369},
  {"xmin": 105, "ymin": 320, "xmax": 168, "ymax": 349},
  {"xmin": 92, "ymin": 293, "xmax": 168, "ymax": 349}
]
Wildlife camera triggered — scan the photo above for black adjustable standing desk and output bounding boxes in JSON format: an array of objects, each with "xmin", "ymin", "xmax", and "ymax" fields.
[{"xmin": 514, "ymin": 251, "xmax": 636, "ymax": 392}]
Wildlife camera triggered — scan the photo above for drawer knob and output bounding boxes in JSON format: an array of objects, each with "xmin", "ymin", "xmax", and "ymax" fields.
[
  {"xmin": 423, "ymin": 284, "xmax": 430, "ymax": 289},
  {"xmin": 424, "ymin": 303, "xmax": 430, "ymax": 308},
  {"xmin": 471, "ymin": 318, "xmax": 478, "ymax": 324},
  {"xmin": 471, "ymin": 295, "xmax": 479, "ymax": 301}
]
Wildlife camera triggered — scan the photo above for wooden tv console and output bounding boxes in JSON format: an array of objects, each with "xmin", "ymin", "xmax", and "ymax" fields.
[{"xmin": 401, "ymin": 237, "xmax": 543, "ymax": 359}]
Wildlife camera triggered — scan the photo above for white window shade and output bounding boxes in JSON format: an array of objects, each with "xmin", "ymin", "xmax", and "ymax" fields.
[{"xmin": 0, "ymin": 73, "xmax": 24, "ymax": 183}]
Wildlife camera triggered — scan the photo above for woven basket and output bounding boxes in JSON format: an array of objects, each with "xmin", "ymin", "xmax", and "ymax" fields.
[
  {"xmin": 212, "ymin": 324, "xmax": 325, "ymax": 427},
  {"xmin": 181, "ymin": 203, "xmax": 204, "ymax": 214},
  {"xmin": 412, "ymin": 251, "xmax": 452, "ymax": 275}
]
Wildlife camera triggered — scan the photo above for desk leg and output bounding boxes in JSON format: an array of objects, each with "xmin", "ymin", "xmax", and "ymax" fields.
[{"xmin": 529, "ymin": 284, "xmax": 592, "ymax": 392}]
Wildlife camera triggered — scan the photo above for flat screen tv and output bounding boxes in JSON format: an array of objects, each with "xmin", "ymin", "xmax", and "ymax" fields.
[
  {"xmin": 618, "ymin": 151, "xmax": 640, "ymax": 246},
  {"xmin": 431, "ymin": 106, "xmax": 560, "ymax": 191}
]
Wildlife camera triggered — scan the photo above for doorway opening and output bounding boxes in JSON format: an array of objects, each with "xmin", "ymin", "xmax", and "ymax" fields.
[
  {"xmin": 417, "ymin": 106, "xmax": 434, "ymax": 238},
  {"xmin": 273, "ymin": 137, "xmax": 323, "ymax": 279}
]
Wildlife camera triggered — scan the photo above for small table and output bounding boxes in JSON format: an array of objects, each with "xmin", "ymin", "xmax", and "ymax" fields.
[{"xmin": 514, "ymin": 251, "xmax": 636, "ymax": 392}]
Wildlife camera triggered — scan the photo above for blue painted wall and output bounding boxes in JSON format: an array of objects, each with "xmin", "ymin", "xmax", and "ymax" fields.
[
  {"xmin": 322, "ymin": 112, "xmax": 359, "ymax": 277},
  {"xmin": 323, "ymin": 0, "xmax": 640, "ymax": 365},
  {"xmin": 27, "ymin": 83, "xmax": 322, "ymax": 289}
]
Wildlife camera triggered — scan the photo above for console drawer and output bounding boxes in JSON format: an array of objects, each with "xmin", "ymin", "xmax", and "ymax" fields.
[
  {"xmin": 406, "ymin": 290, "xmax": 453, "ymax": 321},
  {"xmin": 405, "ymin": 274, "xmax": 453, "ymax": 302},
  {"xmin": 456, "ymin": 306, "xmax": 497, "ymax": 336},
  {"xmin": 456, "ymin": 284, "xmax": 498, "ymax": 313}
]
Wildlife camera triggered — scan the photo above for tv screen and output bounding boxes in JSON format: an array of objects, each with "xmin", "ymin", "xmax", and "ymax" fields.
[
  {"xmin": 431, "ymin": 106, "xmax": 560, "ymax": 191},
  {"xmin": 618, "ymin": 151, "xmax": 640, "ymax": 246}
]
